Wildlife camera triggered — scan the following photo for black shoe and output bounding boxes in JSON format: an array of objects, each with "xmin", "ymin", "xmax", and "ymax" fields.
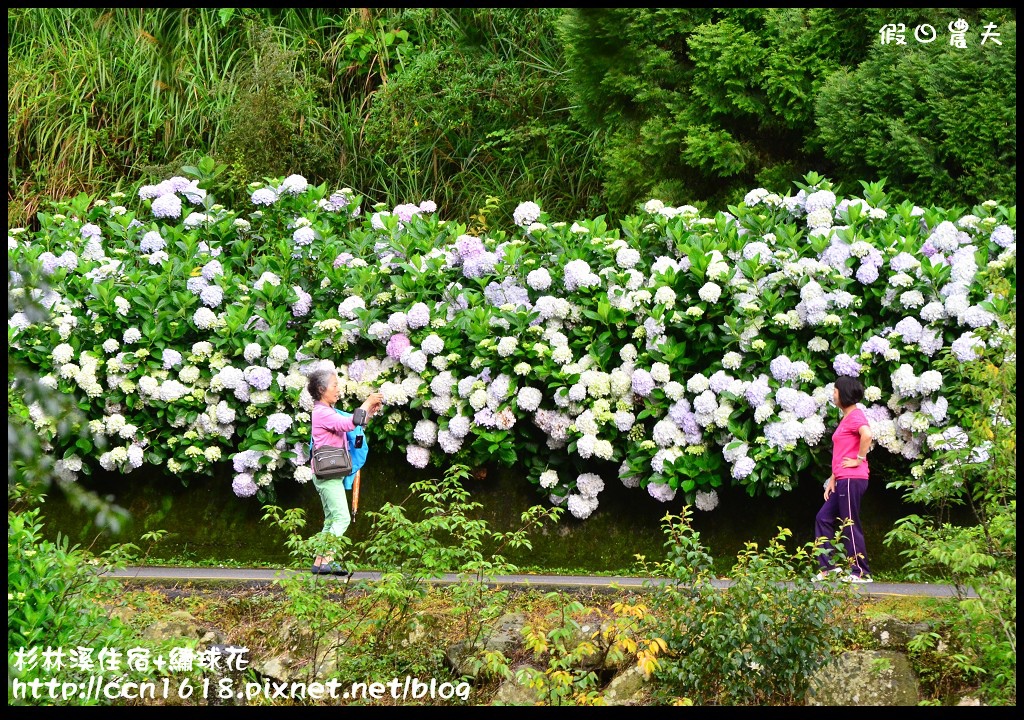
[{"xmin": 311, "ymin": 562, "xmax": 348, "ymax": 576}]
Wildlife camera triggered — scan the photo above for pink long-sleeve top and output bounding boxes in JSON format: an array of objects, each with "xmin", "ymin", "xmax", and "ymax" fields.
[
  {"xmin": 311, "ymin": 402, "xmax": 357, "ymax": 458},
  {"xmin": 830, "ymin": 406, "xmax": 869, "ymax": 480}
]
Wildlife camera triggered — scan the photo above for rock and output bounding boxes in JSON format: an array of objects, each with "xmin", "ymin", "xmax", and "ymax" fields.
[
  {"xmin": 253, "ymin": 654, "xmax": 303, "ymax": 684},
  {"xmin": 865, "ymin": 614, "xmax": 931, "ymax": 648},
  {"xmin": 806, "ymin": 650, "xmax": 920, "ymax": 706},
  {"xmin": 490, "ymin": 665, "xmax": 543, "ymax": 706},
  {"xmin": 141, "ymin": 611, "xmax": 202, "ymax": 642},
  {"xmin": 603, "ymin": 665, "xmax": 651, "ymax": 706},
  {"xmin": 956, "ymin": 696, "xmax": 984, "ymax": 706},
  {"xmin": 447, "ymin": 612, "xmax": 527, "ymax": 678}
]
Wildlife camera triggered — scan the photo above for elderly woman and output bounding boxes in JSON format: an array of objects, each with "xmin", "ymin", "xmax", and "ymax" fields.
[{"xmin": 307, "ymin": 367, "xmax": 383, "ymax": 575}]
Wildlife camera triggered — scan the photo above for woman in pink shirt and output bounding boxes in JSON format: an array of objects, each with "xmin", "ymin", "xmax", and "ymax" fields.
[
  {"xmin": 814, "ymin": 376, "xmax": 874, "ymax": 583},
  {"xmin": 307, "ymin": 368, "xmax": 383, "ymax": 576}
]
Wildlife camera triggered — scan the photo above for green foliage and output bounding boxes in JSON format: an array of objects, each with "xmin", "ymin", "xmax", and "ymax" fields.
[
  {"xmin": 359, "ymin": 8, "xmax": 602, "ymax": 226},
  {"xmin": 884, "ymin": 283, "xmax": 1016, "ymax": 704},
  {"xmin": 814, "ymin": 18, "xmax": 1016, "ymax": 208},
  {"xmin": 216, "ymin": 26, "xmax": 339, "ymax": 206},
  {"xmin": 515, "ymin": 592, "xmax": 655, "ymax": 705},
  {"xmin": 641, "ymin": 507, "xmax": 853, "ymax": 705},
  {"xmin": 261, "ymin": 464, "xmax": 560, "ymax": 686},
  {"xmin": 7, "ymin": 497, "xmax": 143, "ymax": 705},
  {"xmin": 557, "ymin": 9, "xmax": 890, "ymax": 215}
]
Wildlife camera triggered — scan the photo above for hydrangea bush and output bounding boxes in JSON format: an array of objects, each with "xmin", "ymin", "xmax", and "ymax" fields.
[{"xmin": 9, "ymin": 166, "xmax": 1016, "ymax": 519}]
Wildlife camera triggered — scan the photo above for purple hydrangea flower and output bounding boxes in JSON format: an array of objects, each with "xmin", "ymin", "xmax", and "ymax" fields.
[
  {"xmin": 731, "ymin": 456, "xmax": 756, "ymax": 480},
  {"xmin": 991, "ymin": 225, "xmax": 1015, "ymax": 248},
  {"xmin": 407, "ymin": 302, "xmax": 430, "ymax": 329},
  {"xmin": 141, "ymin": 231, "xmax": 166, "ymax": 253},
  {"xmin": 455, "ymin": 235, "xmax": 484, "ymax": 260},
  {"xmin": 744, "ymin": 375, "xmax": 771, "ymax": 408},
  {"xmin": 386, "ymin": 333, "xmax": 411, "ymax": 361},
  {"xmin": 200, "ymin": 285, "xmax": 224, "ymax": 308},
  {"xmin": 631, "ymin": 369, "xmax": 656, "ymax": 397},
  {"xmin": 855, "ymin": 262, "xmax": 879, "ymax": 284},
  {"xmin": 291, "ymin": 286, "xmax": 312, "ymax": 317},
  {"xmin": 151, "ymin": 194, "xmax": 183, "ymax": 219},
  {"xmin": 80, "ymin": 223, "xmax": 103, "ymax": 240},
  {"xmin": 293, "ymin": 226, "xmax": 315, "ymax": 246},
  {"xmin": 232, "ymin": 473, "xmax": 258, "ymax": 498},
  {"xmin": 770, "ymin": 356, "xmax": 794, "ymax": 382},
  {"xmin": 244, "ymin": 366, "xmax": 273, "ymax": 391},
  {"xmin": 348, "ymin": 359, "xmax": 368, "ymax": 382},
  {"xmin": 266, "ymin": 413, "xmax": 293, "ymax": 434},
  {"xmin": 892, "ymin": 317, "xmax": 924, "ymax": 343},
  {"xmin": 202, "ymin": 259, "xmax": 223, "ymax": 281},
  {"xmin": 462, "ymin": 251, "xmax": 499, "ymax": 279},
  {"xmin": 833, "ymin": 353, "xmax": 862, "ymax": 377}
]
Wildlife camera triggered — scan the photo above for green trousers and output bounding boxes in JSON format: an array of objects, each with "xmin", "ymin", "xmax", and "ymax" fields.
[{"xmin": 312, "ymin": 475, "xmax": 351, "ymax": 537}]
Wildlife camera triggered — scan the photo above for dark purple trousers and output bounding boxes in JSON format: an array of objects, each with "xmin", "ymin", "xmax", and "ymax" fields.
[{"xmin": 814, "ymin": 477, "xmax": 871, "ymax": 578}]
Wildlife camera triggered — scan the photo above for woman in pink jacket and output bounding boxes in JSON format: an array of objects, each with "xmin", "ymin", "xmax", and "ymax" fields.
[{"xmin": 307, "ymin": 368, "xmax": 383, "ymax": 575}]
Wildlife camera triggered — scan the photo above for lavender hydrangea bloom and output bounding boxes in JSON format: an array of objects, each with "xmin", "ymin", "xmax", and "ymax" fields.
[
  {"xmin": 631, "ymin": 369, "xmax": 656, "ymax": 397},
  {"xmin": 251, "ymin": 188, "xmax": 277, "ymax": 206},
  {"xmin": 833, "ymin": 353, "xmax": 862, "ymax": 377},
  {"xmin": 245, "ymin": 366, "xmax": 273, "ymax": 391},
  {"xmin": 386, "ymin": 334, "xmax": 411, "ymax": 361},
  {"xmin": 232, "ymin": 473, "xmax": 258, "ymax": 498},
  {"xmin": 39, "ymin": 252, "xmax": 60, "ymax": 275},
  {"xmin": 407, "ymin": 302, "xmax": 430, "ymax": 329},
  {"xmin": 393, "ymin": 203, "xmax": 420, "ymax": 223},
  {"xmin": 462, "ymin": 251, "xmax": 499, "ymax": 279},
  {"xmin": 141, "ymin": 231, "xmax": 166, "ymax": 253},
  {"xmin": 990, "ymin": 225, "xmax": 1015, "ymax": 248},
  {"xmin": 855, "ymin": 262, "xmax": 879, "ymax": 284},
  {"xmin": 455, "ymin": 234, "xmax": 484, "ymax": 260},
  {"xmin": 151, "ymin": 194, "xmax": 183, "ymax": 219},
  {"xmin": 646, "ymin": 482, "xmax": 677, "ymax": 503},
  {"xmin": 186, "ymin": 276, "xmax": 208, "ymax": 295},
  {"xmin": 291, "ymin": 286, "xmax": 312, "ymax": 317},
  {"xmin": 200, "ymin": 285, "xmax": 224, "ymax": 308},
  {"xmin": 744, "ymin": 375, "xmax": 772, "ymax": 408},
  {"xmin": 892, "ymin": 317, "xmax": 924, "ymax": 343},
  {"xmin": 202, "ymin": 259, "xmax": 223, "ymax": 281},
  {"xmin": 293, "ymin": 227, "xmax": 315, "ymax": 246},
  {"xmin": 731, "ymin": 456, "xmax": 756, "ymax": 480},
  {"xmin": 769, "ymin": 356, "xmax": 794, "ymax": 382}
]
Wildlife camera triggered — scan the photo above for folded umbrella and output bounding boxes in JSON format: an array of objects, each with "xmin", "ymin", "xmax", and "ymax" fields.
[{"xmin": 351, "ymin": 470, "xmax": 361, "ymax": 517}]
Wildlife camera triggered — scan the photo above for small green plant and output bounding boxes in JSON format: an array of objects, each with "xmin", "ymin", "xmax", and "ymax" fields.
[
  {"xmin": 515, "ymin": 591, "xmax": 656, "ymax": 705},
  {"xmin": 261, "ymin": 464, "xmax": 561, "ymax": 694},
  {"xmin": 7, "ymin": 495, "xmax": 149, "ymax": 706},
  {"xmin": 640, "ymin": 507, "xmax": 853, "ymax": 705}
]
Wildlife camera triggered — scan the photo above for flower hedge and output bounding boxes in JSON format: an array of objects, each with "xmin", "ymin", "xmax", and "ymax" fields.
[{"xmin": 8, "ymin": 165, "xmax": 1016, "ymax": 519}]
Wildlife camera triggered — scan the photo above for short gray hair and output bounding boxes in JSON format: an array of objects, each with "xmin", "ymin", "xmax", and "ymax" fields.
[{"xmin": 306, "ymin": 368, "xmax": 334, "ymax": 401}]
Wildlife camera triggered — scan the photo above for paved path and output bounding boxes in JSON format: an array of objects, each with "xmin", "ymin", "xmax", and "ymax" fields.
[{"xmin": 106, "ymin": 566, "xmax": 977, "ymax": 599}]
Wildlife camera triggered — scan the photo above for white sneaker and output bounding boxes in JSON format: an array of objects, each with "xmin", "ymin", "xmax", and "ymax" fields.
[
  {"xmin": 813, "ymin": 568, "xmax": 842, "ymax": 581},
  {"xmin": 841, "ymin": 574, "xmax": 873, "ymax": 584}
]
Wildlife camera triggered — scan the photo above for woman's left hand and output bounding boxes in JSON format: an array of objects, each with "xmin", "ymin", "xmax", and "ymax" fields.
[{"xmin": 840, "ymin": 457, "xmax": 863, "ymax": 468}]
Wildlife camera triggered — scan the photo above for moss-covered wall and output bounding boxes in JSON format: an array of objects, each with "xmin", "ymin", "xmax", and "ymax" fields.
[{"xmin": 37, "ymin": 453, "xmax": 931, "ymax": 573}]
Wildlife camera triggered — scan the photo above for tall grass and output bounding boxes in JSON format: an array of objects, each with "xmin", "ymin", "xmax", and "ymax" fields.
[{"xmin": 8, "ymin": 8, "xmax": 605, "ymax": 228}]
